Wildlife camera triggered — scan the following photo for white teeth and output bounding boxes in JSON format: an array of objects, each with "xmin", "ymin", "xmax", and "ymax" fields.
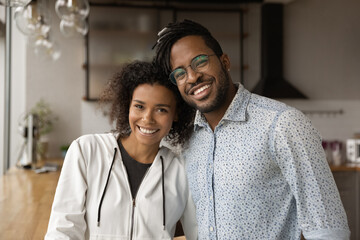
[
  {"xmin": 139, "ymin": 127, "xmax": 157, "ymax": 134},
  {"xmin": 194, "ymin": 85, "xmax": 210, "ymax": 95}
]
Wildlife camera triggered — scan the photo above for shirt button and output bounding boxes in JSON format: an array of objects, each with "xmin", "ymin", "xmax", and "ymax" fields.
[
  {"xmin": 210, "ymin": 196, "xmax": 213, "ymax": 200},
  {"xmin": 210, "ymin": 226, "xmax": 214, "ymax": 232}
]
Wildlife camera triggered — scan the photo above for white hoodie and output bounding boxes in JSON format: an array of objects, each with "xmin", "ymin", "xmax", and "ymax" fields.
[{"xmin": 45, "ymin": 133, "xmax": 198, "ymax": 240}]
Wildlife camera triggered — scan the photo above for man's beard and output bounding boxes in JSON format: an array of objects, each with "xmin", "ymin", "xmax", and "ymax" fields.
[{"xmin": 188, "ymin": 67, "xmax": 230, "ymax": 114}]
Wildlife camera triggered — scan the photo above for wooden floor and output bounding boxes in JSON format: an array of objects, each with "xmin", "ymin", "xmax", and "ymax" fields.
[
  {"xmin": 0, "ymin": 160, "xmax": 61, "ymax": 240},
  {"xmin": 0, "ymin": 160, "xmax": 187, "ymax": 240}
]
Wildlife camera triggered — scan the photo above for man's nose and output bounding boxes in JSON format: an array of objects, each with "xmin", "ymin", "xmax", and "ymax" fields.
[{"xmin": 186, "ymin": 67, "xmax": 201, "ymax": 84}]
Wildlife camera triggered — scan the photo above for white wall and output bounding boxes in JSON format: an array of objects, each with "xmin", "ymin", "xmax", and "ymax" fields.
[
  {"xmin": 282, "ymin": 100, "xmax": 360, "ymax": 141},
  {"xmin": 283, "ymin": 0, "xmax": 360, "ymax": 100},
  {"xmin": 81, "ymin": 101, "xmax": 112, "ymax": 135},
  {"xmin": 279, "ymin": 0, "xmax": 360, "ymax": 151}
]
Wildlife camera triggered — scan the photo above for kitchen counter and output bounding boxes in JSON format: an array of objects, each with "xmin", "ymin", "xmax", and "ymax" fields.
[
  {"xmin": 330, "ymin": 163, "xmax": 360, "ymax": 172},
  {"xmin": 0, "ymin": 159, "xmax": 62, "ymax": 239}
]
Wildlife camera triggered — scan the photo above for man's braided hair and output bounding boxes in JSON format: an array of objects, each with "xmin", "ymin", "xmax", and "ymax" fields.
[{"xmin": 153, "ymin": 19, "xmax": 223, "ymax": 76}]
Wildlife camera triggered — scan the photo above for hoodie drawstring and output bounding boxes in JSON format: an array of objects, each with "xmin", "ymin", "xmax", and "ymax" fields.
[
  {"xmin": 96, "ymin": 149, "xmax": 165, "ymax": 230},
  {"xmin": 160, "ymin": 156, "xmax": 165, "ymax": 230},
  {"xmin": 97, "ymin": 148, "xmax": 117, "ymax": 226}
]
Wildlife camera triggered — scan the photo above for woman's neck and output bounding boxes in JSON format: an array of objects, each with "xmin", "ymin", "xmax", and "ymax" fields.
[{"xmin": 120, "ymin": 136, "xmax": 159, "ymax": 164}]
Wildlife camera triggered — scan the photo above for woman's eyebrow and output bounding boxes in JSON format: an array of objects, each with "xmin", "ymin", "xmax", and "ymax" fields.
[
  {"xmin": 133, "ymin": 100, "xmax": 171, "ymax": 108},
  {"xmin": 156, "ymin": 104, "xmax": 171, "ymax": 108},
  {"xmin": 132, "ymin": 99, "xmax": 145, "ymax": 104}
]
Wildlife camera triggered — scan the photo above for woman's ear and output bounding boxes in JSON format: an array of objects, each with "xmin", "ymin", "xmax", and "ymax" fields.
[{"xmin": 220, "ymin": 54, "xmax": 231, "ymax": 71}]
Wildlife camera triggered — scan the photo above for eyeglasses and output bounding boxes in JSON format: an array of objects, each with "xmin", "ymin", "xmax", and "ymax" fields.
[{"xmin": 169, "ymin": 54, "xmax": 217, "ymax": 85}]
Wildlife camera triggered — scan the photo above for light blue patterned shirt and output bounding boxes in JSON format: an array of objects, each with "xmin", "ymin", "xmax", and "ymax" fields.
[{"xmin": 184, "ymin": 85, "xmax": 350, "ymax": 240}]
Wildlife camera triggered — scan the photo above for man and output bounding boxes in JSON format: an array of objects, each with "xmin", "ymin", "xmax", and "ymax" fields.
[{"xmin": 154, "ymin": 19, "xmax": 350, "ymax": 239}]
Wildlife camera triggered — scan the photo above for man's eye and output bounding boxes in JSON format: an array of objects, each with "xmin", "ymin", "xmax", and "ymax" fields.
[
  {"xmin": 174, "ymin": 69, "xmax": 186, "ymax": 80},
  {"xmin": 194, "ymin": 57, "xmax": 208, "ymax": 69}
]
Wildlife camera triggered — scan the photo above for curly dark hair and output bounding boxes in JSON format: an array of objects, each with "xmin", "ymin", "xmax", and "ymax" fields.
[
  {"xmin": 99, "ymin": 60, "xmax": 195, "ymax": 147},
  {"xmin": 154, "ymin": 19, "xmax": 223, "ymax": 76}
]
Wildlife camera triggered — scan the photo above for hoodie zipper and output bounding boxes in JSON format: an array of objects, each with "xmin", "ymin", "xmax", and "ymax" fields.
[{"xmin": 129, "ymin": 167, "xmax": 150, "ymax": 240}]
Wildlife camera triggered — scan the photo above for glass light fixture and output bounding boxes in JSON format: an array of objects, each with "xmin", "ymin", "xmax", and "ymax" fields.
[
  {"xmin": 33, "ymin": 34, "xmax": 61, "ymax": 61},
  {"xmin": 14, "ymin": 3, "xmax": 41, "ymax": 35},
  {"xmin": 0, "ymin": 0, "xmax": 31, "ymax": 7},
  {"xmin": 55, "ymin": 0, "xmax": 90, "ymax": 22},
  {"xmin": 60, "ymin": 18, "xmax": 88, "ymax": 37},
  {"xmin": 14, "ymin": 1, "xmax": 50, "ymax": 37}
]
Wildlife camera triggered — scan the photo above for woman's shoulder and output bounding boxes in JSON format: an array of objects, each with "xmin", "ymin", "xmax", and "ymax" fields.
[
  {"xmin": 74, "ymin": 132, "xmax": 117, "ymax": 146},
  {"xmin": 159, "ymin": 145, "xmax": 186, "ymax": 169}
]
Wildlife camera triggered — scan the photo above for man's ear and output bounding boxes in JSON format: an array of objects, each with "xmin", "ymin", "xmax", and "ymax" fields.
[{"xmin": 220, "ymin": 54, "xmax": 231, "ymax": 71}]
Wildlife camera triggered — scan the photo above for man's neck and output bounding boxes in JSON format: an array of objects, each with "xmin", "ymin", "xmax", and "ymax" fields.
[{"xmin": 204, "ymin": 83, "xmax": 237, "ymax": 131}]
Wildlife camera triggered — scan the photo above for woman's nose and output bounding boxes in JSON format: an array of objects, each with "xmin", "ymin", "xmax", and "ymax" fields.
[{"xmin": 142, "ymin": 110, "xmax": 155, "ymax": 123}]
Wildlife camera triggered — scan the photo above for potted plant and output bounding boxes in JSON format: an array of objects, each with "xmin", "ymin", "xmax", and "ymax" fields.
[
  {"xmin": 26, "ymin": 99, "xmax": 58, "ymax": 160},
  {"xmin": 60, "ymin": 144, "xmax": 70, "ymax": 158}
]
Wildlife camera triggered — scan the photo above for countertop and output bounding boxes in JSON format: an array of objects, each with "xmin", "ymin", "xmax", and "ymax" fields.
[{"xmin": 330, "ymin": 163, "xmax": 360, "ymax": 172}]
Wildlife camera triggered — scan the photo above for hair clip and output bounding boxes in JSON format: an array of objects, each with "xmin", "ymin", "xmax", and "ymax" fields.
[
  {"xmin": 152, "ymin": 27, "xmax": 169, "ymax": 49},
  {"xmin": 157, "ymin": 27, "xmax": 168, "ymax": 37}
]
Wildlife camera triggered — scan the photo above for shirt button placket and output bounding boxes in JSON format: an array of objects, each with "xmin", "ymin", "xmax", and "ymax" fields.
[{"xmin": 207, "ymin": 131, "xmax": 217, "ymax": 240}]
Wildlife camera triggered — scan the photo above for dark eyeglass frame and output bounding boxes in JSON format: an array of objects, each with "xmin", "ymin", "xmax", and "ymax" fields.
[{"xmin": 169, "ymin": 54, "xmax": 217, "ymax": 85}]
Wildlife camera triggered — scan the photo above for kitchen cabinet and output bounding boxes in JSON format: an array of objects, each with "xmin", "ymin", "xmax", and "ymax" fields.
[
  {"xmin": 332, "ymin": 167, "xmax": 360, "ymax": 240},
  {"xmin": 84, "ymin": 4, "xmax": 245, "ymax": 101}
]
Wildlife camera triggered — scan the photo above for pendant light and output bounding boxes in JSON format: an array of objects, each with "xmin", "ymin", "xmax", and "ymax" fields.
[
  {"xmin": 55, "ymin": 0, "xmax": 89, "ymax": 37},
  {"xmin": 0, "ymin": 0, "xmax": 31, "ymax": 7},
  {"xmin": 33, "ymin": 33, "xmax": 61, "ymax": 61},
  {"xmin": 59, "ymin": 17, "xmax": 88, "ymax": 37},
  {"xmin": 14, "ymin": 1, "xmax": 50, "ymax": 36}
]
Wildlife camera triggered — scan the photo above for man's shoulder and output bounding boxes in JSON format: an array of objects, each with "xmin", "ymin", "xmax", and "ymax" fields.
[{"xmin": 249, "ymin": 93, "xmax": 291, "ymax": 113}]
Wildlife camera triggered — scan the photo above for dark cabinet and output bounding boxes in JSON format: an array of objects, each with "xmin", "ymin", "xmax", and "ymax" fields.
[{"xmin": 333, "ymin": 170, "xmax": 360, "ymax": 240}]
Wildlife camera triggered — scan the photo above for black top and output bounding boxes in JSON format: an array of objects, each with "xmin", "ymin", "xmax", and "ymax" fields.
[{"xmin": 118, "ymin": 140, "xmax": 152, "ymax": 198}]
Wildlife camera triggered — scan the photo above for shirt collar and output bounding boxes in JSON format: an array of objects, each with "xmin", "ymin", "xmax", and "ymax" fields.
[{"xmin": 194, "ymin": 83, "xmax": 251, "ymax": 130}]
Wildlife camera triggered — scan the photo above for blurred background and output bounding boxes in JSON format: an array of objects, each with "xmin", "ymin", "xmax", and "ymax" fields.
[{"xmin": 1, "ymin": 0, "xmax": 360, "ymax": 239}]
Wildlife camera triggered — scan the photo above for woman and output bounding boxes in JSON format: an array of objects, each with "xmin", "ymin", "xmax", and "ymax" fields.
[{"xmin": 45, "ymin": 61, "xmax": 197, "ymax": 239}]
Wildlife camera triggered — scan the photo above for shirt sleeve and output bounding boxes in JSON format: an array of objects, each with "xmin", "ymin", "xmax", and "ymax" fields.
[
  {"xmin": 45, "ymin": 140, "xmax": 88, "ymax": 240},
  {"xmin": 272, "ymin": 108, "xmax": 350, "ymax": 239}
]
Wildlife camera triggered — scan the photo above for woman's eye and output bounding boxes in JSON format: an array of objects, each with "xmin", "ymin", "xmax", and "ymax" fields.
[
  {"xmin": 134, "ymin": 104, "xmax": 144, "ymax": 110},
  {"xmin": 157, "ymin": 108, "xmax": 168, "ymax": 113}
]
